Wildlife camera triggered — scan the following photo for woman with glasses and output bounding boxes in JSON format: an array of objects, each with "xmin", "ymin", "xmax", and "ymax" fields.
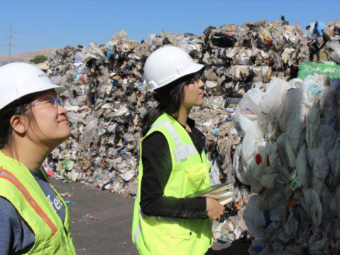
[
  {"xmin": 0, "ymin": 63, "xmax": 76, "ymax": 254},
  {"xmin": 132, "ymin": 47, "xmax": 224, "ymax": 255}
]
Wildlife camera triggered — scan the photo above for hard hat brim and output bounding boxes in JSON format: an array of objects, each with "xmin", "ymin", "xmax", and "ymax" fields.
[{"xmin": 0, "ymin": 83, "xmax": 67, "ymax": 110}]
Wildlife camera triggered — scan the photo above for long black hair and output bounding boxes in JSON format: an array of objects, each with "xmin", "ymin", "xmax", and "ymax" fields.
[{"xmin": 142, "ymin": 70, "xmax": 203, "ymax": 136}]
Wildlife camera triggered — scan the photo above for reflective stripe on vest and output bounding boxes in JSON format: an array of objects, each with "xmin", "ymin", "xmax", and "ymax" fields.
[
  {"xmin": 149, "ymin": 119, "xmax": 197, "ymax": 162},
  {"xmin": 134, "ymin": 220, "xmax": 141, "ymax": 244},
  {"xmin": 0, "ymin": 167, "xmax": 58, "ymax": 235}
]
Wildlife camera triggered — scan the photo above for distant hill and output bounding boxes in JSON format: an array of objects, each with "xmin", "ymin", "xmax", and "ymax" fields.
[{"xmin": 0, "ymin": 48, "xmax": 55, "ymax": 66}]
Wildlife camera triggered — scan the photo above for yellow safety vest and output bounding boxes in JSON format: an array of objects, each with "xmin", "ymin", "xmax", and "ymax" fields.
[
  {"xmin": 132, "ymin": 113, "xmax": 213, "ymax": 255},
  {"xmin": 0, "ymin": 150, "xmax": 76, "ymax": 255}
]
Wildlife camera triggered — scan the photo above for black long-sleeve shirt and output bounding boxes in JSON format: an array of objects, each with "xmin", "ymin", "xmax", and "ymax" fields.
[{"xmin": 140, "ymin": 117, "xmax": 208, "ymax": 219}]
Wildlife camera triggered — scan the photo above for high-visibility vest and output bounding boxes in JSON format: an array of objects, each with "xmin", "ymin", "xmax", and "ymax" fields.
[
  {"xmin": 0, "ymin": 150, "xmax": 76, "ymax": 255},
  {"xmin": 132, "ymin": 113, "xmax": 213, "ymax": 255}
]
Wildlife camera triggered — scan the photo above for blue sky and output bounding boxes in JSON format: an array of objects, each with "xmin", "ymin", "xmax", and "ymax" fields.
[{"xmin": 0, "ymin": 0, "xmax": 339, "ymax": 55}]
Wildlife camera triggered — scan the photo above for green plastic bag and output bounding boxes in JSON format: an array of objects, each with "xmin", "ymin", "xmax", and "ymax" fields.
[
  {"xmin": 297, "ymin": 61, "xmax": 340, "ymax": 80},
  {"xmin": 62, "ymin": 159, "xmax": 75, "ymax": 171}
]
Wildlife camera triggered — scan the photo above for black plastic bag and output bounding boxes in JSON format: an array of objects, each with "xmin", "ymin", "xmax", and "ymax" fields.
[
  {"xmin": 211, "ymin": 32, "xmax": 237, "ymax": 48},
  {"xmin": 163, "ymin": 37, "xmax": 171, "ymax": 45}
]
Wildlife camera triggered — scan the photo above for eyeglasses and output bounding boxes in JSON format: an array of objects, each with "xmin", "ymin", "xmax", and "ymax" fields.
[
  {"xmin": 188, "ymin": 71, "xmax": 206, "ymax": 84},
  {"xmin": 25, "ymin": 95, "xmax": 63, "ymax": 110}
]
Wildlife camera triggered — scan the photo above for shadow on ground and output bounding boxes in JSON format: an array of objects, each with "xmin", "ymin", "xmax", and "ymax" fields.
[{"xmin": 206, "ymin": 241, "xmax": 250, "ymax": 254}]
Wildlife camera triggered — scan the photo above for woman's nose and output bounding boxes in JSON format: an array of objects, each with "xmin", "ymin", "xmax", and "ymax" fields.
[
  {"xmin": 199, "ymin": 79, "xmax": 205, "ymax": 88},
  {"xmin": 57, "ymin": 105, "xmax": 68, "ymax": 115}
]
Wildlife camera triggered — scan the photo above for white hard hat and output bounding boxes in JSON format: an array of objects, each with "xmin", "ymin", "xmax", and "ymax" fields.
[
  {"xmin": 144, "ymin": 46, "xmax": 204, "ymax": 91},
  {"xmin": 0, "ymin": 62, "xmax": 67, "ymax": 110}
]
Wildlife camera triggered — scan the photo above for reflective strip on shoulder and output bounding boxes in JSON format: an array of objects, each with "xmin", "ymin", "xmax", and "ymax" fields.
[
  {"xmin": 149, "ymin": 119, "xmax": 198, "ymax": 162},
  {"xmin": 0, "ymin": 167, "xmax": 57, "ymax": 235},
  {"xmin": 173, "ymin": 144, "xmax": 197, "ymax": 162}
]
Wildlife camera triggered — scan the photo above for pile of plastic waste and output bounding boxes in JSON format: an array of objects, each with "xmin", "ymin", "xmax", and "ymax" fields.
[
  {"xmin": 44, "ymin": 17, "xmax": 340, "ymax": 244},
  {"xmin": 44, "ymin": 29, "xmax": 253, "ymax": 242},
  {"xmin": 233, "ymin": 69, "xmax": 340, "ymax": 253}
]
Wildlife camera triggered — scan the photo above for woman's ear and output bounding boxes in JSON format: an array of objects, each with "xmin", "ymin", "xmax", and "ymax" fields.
[{"xmin": 10, "ymin": 115, "xmax": 27, "ymax": 134}]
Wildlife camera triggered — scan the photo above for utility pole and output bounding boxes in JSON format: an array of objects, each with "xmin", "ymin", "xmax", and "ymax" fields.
[
  {"xmin": 4, "ymin": 22, "xmax": 15, "ymax": 64},
  {"xmin": 8, "ymin": 23, "xmax": 11, "ymax": 63}
]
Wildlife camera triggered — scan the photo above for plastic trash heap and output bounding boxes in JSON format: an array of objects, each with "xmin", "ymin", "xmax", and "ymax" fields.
[{"xmin": 44, "ymin": 17, "xmax": 340, "ymax": 244}]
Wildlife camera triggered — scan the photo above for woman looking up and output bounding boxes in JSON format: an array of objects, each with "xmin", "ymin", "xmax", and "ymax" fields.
[
  {"xmin": 0, "ymin": 63, "xmax": 76, "ymax": 254},
  {"xmin": 132, "ymin": 46, "xmax": 224, "ymax": 255}
]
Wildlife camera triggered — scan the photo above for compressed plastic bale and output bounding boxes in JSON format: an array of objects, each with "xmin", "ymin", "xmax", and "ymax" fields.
[{"xmin": 235, "ymin": 74, "xmax": 340, "ymax": 250}]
